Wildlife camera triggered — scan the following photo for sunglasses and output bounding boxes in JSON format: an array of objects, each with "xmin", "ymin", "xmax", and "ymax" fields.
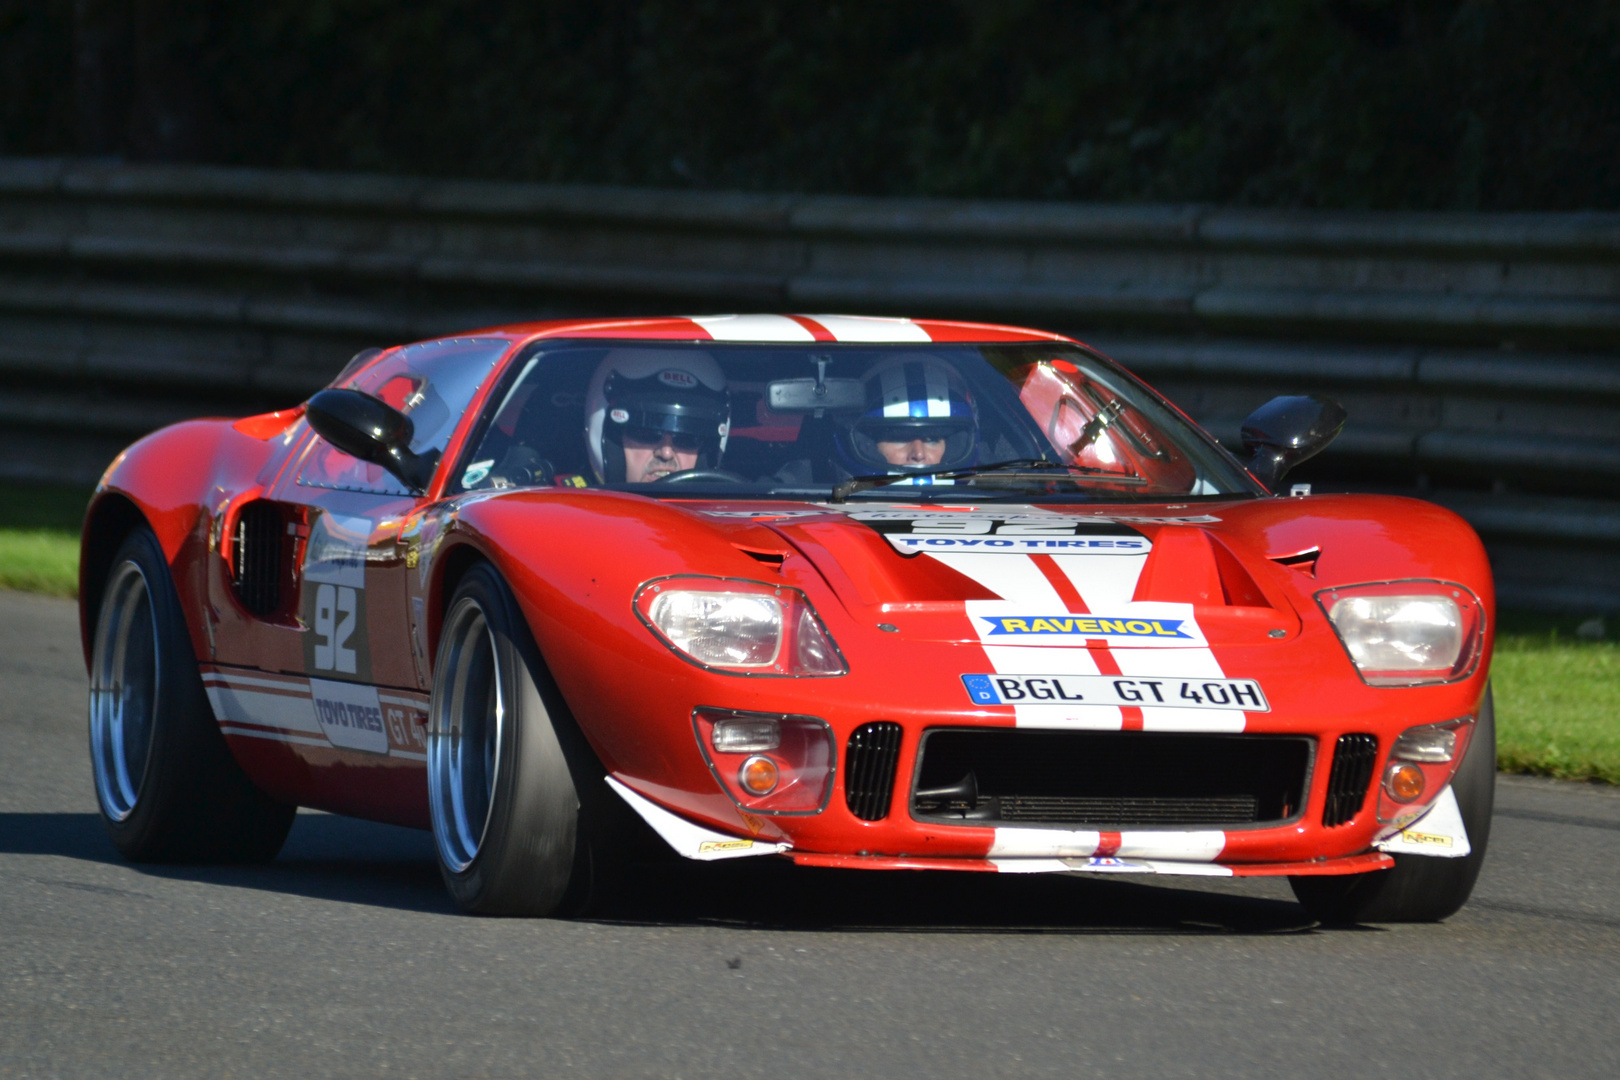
[{"xmin": 621, "ymin": 427, "xmax": 704, "ymax": 452}]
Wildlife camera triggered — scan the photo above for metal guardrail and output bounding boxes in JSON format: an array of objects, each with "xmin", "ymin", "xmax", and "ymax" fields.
[{"xmin": 2, "ymin": 159, "xmax": 1617, "ymax": 610}]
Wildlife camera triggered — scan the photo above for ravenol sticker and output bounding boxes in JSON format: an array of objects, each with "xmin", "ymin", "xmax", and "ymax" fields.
[{"xmin": 980, "ymin": 615, "xmax": 1190, "ymax": 639}]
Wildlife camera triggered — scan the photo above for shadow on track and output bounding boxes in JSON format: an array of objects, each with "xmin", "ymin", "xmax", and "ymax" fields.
[
  {"xmin": 0, "ymin": 811, "xmax": 1326, "ymax": 934},
  {"xmin": 0, "ymin": 810, "xmax": 452, "ymax": 915},
  {"xmin": 597, "ymin": 857, "xmax": 1324, "ymax": 936}
]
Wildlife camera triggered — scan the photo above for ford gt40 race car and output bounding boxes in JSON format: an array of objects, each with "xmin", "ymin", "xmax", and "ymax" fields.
[{"xmin": 80, "ymin": 314, "xmax": 1495, "ymax": 922}]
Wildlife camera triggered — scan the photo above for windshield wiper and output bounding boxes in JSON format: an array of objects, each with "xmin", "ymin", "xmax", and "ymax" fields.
[{"xmin": 829, "ymin": 459, "xmax": 1140, "ymax": 503}]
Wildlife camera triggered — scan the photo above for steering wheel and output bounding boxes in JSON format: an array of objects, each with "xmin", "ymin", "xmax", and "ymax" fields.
[{"xmin": 653, "ymin": 468, "xmax": 748, "ymax": 484}]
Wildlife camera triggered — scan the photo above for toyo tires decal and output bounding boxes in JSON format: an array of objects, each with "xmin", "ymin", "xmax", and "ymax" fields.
[{"xmin": 200, "ymin": 665, "xmax": 429, "ymax": 761}]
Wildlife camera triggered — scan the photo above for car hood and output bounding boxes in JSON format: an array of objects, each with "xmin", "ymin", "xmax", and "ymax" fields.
[{"xmin": 677, "ymin": 500, "xmax": 1305, "ymax": 648}]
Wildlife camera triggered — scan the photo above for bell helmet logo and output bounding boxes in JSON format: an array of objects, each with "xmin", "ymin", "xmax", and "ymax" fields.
[
  {"xmin": 658, "ymin": 369, "xmax": 698, "ymax": 389},
  {"xmin": 609, "ymin": 407, "xmax": 629, "ymax": 424}
]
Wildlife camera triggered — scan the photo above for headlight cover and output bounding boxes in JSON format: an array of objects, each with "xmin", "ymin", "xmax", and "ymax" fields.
[
  {"xmin": 1317, "ymin": 581, "xmax": 1484, "ymax": 687},
  {"xmin": 635, "ymin": 575, "xmax": 847, "ymax": 676}
]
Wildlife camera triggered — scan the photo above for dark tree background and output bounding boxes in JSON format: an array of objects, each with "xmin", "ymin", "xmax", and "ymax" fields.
[{"xmin": 4, "ymin": 0, "xmax": 1619, "ymax": 209}]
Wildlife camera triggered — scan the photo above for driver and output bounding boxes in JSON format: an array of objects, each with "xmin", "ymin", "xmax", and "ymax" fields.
[
  {"xmin": 834, "ymin": 355, "xmax": 979, "ymax": 476},
  {"xmin": 584, "ymin": 349, "xmax": 731, "ymax": 483}
]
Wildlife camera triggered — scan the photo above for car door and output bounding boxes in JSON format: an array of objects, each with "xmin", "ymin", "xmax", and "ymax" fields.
[{"xmin": 208, "ymin": 336, "xmax": 510, "ymax": 824}]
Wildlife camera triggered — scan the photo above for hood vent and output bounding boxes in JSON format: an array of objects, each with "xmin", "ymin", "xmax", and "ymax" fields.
[
  {"xmin": 1132, "ymin": 527, "xmax": 1270, "ymax": 608},
  {"xmin": 1270, "ymin": 547, "xmax": 1321, "ymax": 579}
]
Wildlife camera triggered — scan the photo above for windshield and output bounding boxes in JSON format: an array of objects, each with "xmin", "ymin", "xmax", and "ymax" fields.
[{"xmin": 451, "ymin": 342, "xmax": 1261, "ymax": 502}]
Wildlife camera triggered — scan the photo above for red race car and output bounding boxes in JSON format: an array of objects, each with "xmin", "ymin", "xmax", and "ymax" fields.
[{"xmin": 80, "ymin": 315, "xmax": 1495, "ymax": 922}]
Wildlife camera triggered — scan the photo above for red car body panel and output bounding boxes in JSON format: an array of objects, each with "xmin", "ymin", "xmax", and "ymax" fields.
[{"xmin": 80, "ymin": 315, "xmax": 1494, "ymax": 876}]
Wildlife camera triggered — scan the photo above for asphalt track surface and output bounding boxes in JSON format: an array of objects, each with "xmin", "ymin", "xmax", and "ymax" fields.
[{"xmin": 2, "ymin": 590, "xmax": 1618, "ymax": 1079}]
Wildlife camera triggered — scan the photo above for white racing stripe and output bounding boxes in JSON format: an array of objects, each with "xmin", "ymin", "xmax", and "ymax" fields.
[
  {"xmin": 930, "ymin": 551, "xmax": 1064, "ymax": 606},
  {"xmin": 205, "ymin": 682, "xmax": 324, "ymax": 736},
  {"xmin": 202, "ymin": 671, "xmax": 307, "ymax": 693},
  {"xmin": 990, "ymin": 858, "xmax": 1234, "ymax": 877},
  {"xmin": 218, "ymin": 725, "xmax": 331, "ymax": 749},
  {"xmin": 204, "ymin": 669, "xmax": 429, "ymax": 759},
  {"xmin": 990, "ymin": 827, "xmax": 1102, "ymax": 857},
  {"xmin": 800, "ymin": 314, "xmax": 932, "ymax": 342},
  {"xmin": 942, "ymin": 552, "xmax": 1123, "ymax": 728},
  {"xmin": 988, "ymin": 828, "xmax": 1225, "ymax": 861},
  {"xmin": 688, "ymin": 314, "xmax": 814, "ymax": 342},
  {"xmin": 1051, "ymin": 551, "xmax": 1149, "ymax": 610},
  {"xmin": 934, "ymin": 538, "xmax": 1249, "ymax": 866}
]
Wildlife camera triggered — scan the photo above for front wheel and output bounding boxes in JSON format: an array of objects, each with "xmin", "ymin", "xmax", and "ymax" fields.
[
  {"xmin": 89, "ymin": 527, "xmax": 295, "ymax": 861},
  {"xmin": 1291, "ymin": 686, "xmax": 1496, "ymax": 924},
  {"xmin": 428, "ymin": 562, "xmax": 620, "ymax": 916}
]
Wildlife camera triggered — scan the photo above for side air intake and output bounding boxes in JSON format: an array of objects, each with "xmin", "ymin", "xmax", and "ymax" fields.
[
  {"xmin": 1323, "ymin": 733, "xmax": 1378, "ymax": 827},
  {"xmin": 231, "ymin": 501, "xmax": 284, "ymax": 617},
  {"xmin": 844, "ymin": 722, "xmax": 903, "ymax": 821}
]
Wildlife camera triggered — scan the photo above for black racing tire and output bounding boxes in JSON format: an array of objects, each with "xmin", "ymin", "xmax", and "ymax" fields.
[
  {"xmin": 88, "ymin": 527, "xmax": 296, "ymax": 862},
  {"xmin": 428, "ymin": 562, "xmax": 626, "ymax": 916},
  {"xmin": 1290, "ymin": 686, "xmax": 1496, "ymax": 924}
]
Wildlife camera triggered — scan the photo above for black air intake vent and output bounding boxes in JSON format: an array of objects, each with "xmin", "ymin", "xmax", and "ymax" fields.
[
  {"xmin": 913, "ymin": 730, "xmax": 1311, "ymax": 828},
  {"xmin": 232, "ymin": 501, "xmax": 284, "ymax": 617},
  {"xmin": 1323, "ymin": 733, "xmax": 1378, "ymax": 827},
  {"xmin": 844, "ymin": 722, "xmax": 903, "ymax": 821}
]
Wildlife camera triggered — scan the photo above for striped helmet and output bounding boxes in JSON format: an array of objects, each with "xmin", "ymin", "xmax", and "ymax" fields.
[{"xmin": 834, "ymin": 355, "xmax": 978, "ymax": 474}]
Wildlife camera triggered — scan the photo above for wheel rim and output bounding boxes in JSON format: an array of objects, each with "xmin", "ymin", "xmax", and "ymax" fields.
[
  {"xmin": 428, "ymin": 601, "xmax": 504, "ymax": 874},
  {"xmin": 89, "ymin": 560, "xmax": 159, "ymax": 822}
]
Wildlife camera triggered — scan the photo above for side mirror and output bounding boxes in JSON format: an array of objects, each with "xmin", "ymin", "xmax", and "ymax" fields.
[
  {"xmin": 305, "ymin": 388, "xmax": 439, "ymax": 493},
  {"xmin": 1240, "ymin": 394, "xmax": 1347, "ymax": 492}
]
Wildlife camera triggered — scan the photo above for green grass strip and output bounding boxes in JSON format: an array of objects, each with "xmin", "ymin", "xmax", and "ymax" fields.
[
  {"xmin": 1493, "ymin": 632, "xmax": 1620, "ymax": 785},
  {"xmin": 0, "ymin": 528, "xmax": 80, "ymax": 598}
]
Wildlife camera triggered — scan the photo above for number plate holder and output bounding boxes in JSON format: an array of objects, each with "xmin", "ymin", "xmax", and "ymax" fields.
[{"xmin": 961, "ymin": 673, "xmax": 1269, "ymax": 712}]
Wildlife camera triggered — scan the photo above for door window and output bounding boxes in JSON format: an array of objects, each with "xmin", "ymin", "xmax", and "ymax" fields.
[{"xmin": 297, "ymin": 337, "xmax": 509, "ymax": 495}]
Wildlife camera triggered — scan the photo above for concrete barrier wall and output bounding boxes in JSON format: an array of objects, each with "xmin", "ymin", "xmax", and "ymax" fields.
[{"xmin": 2, "ymin": 159, "xmax": 1617, "ymax": 611}]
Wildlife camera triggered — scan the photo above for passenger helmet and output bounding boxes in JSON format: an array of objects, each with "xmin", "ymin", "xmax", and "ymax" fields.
[
  {"xmin": 834, "ymin": 355, "xmax": 979, "ymax": 474},
  {"xmin": 584, "ymin": 349, "xmax": 730, "ymax": 482}
]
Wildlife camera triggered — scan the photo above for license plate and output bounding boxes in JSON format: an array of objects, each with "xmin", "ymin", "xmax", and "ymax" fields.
[{"xmin": 961, "ymin": 673, "xmax": 1269, "ymax": 712}]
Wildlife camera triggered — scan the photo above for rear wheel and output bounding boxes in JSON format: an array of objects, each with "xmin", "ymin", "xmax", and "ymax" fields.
[
  {"xmin": 428, "ymin": 563, "xmax": 621, "ymax": 916},
  {"xmin": 89, "ymin": 527, "xmax": 295, "ymax": 861},
  {"xmin": 1291, "ymin": 687, "xmax": 1496, "ymax": 924}
]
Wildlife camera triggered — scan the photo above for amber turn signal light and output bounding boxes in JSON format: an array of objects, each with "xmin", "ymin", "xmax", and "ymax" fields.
[
  {"xmin": 1384, "ymin": 762, "xmax": 1426, "ymax": 803},
  {"xmin": 740, "ymin": 755, "xmax": 780, "ymax": 795}
]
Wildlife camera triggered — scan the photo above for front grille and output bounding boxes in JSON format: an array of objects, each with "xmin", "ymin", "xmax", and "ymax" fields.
[
  {"xmin": 232, "ymin": 501, "xmax": 284, "ymax": 617},
  {"xmin": 913, "ymin": 730, "xmax": 1311, "ymax": 828},
  {"xmin": 998, "ymin": 794, "xmax": 1258, "ymax": 825},
  {"xmin": 1322, "ymin": 733, "xmax": 1378, "ymax": 827},
  {"xmin": 844, "ymin": 722, "xmax": 903, "ymax": 821}
]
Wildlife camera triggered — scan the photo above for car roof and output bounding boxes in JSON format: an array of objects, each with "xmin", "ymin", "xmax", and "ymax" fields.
[{"xmin": 459, "ymin": 314, "xmax": 1076, "ymax": 346}]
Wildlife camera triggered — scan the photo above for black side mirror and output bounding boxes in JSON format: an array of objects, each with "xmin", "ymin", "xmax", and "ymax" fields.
[
  {"xmin": 305, "ymin": 388, "xmax": 440, "ymax": 493},
  {"xmin": 1240, "ymin": 394, "xmax": 1347, "ymax": 492}
]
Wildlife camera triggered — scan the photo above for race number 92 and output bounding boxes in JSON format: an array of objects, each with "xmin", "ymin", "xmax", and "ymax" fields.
[{"xmin": 313, "ymin": 583, "xmax": 358, "ymax": 674}]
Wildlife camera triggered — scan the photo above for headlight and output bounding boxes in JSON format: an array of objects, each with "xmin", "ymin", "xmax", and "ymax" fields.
[
  {"xmin": 1318, "ymin": 582, "xmax": 1484, "ymax": 686},
  {"xmin": 648, "ymin": 591, "xmax": 781, "ymax": 667},
  {"xmin": 636, "ymin": 576, "xmax": 847, "ymax": 676}
]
